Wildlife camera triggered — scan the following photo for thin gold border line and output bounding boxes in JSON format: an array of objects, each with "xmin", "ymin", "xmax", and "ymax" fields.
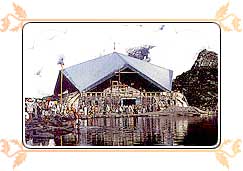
[{"xmin": 21, "ymin": 19, "xmax": 217, "ymax": 22}]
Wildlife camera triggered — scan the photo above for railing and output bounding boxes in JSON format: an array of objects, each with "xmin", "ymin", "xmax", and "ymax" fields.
[{"xmin": 80, "ymin": 91, "xmax": 173, "ymax": 98}]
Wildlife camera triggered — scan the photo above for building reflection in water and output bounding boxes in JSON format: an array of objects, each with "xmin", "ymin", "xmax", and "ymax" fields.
[
  {"xmin": 75, "ymin": 116, "xmax": 189, "ymax": 146},
  {"xmin": 28, "ymin": 115, "xmax": 217, "ymax": 146}
]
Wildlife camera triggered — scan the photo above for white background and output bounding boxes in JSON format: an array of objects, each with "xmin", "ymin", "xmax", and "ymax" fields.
[{"xmin": 0, "ymin": 0, "xmax": 243, "ymax": 171}]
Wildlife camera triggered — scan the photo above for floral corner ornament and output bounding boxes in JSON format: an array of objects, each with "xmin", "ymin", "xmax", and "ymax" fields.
[
  {"xmin": 215, "ymin": 1, "xmax": 242, "ymax": 32},
  {"xmin": 0, "ymin": 3, "xmax": 27, "ymax": 32},
  {"xmin": 215, "ymin": 139, "xmax": 241, "ymax": 170},
  {"xmin": 0, "ymin": 139, "xmax": 27, "ymax": 170}
]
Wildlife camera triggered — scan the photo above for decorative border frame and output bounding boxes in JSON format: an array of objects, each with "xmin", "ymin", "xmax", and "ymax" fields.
[{"xmin": 0, "ymin": 1, "xmax": 242, "ymax": 171}]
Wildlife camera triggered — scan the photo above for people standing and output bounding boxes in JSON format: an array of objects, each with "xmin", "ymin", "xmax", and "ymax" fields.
[
  {"xmin": 84, "ymin": 105, "xmax": 88, "ymax": 116},
  {"xmin": 36, "ymin": 103, "xmax": 42, "ymax": 119}
]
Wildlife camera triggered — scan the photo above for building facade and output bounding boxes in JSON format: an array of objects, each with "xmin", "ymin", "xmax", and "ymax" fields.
[{"xmin": 54, "ymin": 52, "xmax": 187, "ymax": 115}]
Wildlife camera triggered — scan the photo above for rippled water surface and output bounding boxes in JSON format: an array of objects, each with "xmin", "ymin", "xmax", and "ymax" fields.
[{"xmin": 28, "ymin": 115, "xmax": 218, "ymax": 146}]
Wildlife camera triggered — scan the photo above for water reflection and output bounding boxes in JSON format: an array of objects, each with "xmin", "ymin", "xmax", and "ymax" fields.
[{"xmin": 27, "ymin": 115, "xmax": 218, "ymax": 146}]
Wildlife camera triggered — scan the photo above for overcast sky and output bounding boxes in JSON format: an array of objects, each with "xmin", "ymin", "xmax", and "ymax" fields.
[{"xmin": 23, "ymin": 23, "xmax": 220, "ymax": 97}]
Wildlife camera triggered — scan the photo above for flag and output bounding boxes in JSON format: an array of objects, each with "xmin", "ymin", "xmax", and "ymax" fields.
[{"xmin": 57, "ymin": 55, "xmax": 64, "ymax": 65}]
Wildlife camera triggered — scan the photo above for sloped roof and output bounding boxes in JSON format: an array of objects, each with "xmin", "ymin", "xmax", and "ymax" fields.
[{"xmin": 58, "ymin": 52, "xmax": 173, "ymax": 92}]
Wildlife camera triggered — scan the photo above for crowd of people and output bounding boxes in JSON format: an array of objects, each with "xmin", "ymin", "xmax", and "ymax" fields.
[
  {"xmin": 25, "ymin": 100, "xmax": 164, "ymax": 122},
  {"xmin": 25, "ymin": 91, "xmax": 187, "ymax": 121},
  {"xmin": 25, "ymin": 100, "xmax": 160, "ymax": 121}
]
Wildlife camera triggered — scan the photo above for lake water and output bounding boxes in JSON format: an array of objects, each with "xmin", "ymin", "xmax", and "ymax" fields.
[{"xmin": 28, "ymin": 115, "xmax": 218, "ymax": 147}]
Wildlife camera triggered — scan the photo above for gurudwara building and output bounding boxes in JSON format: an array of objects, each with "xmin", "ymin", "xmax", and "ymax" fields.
[{"xmin": 54, "ymin": 52, "xmax": 187, "ymax": 114}]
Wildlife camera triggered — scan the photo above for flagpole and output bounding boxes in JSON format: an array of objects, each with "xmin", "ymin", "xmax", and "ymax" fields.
[
  {"xmin": 60, "ymin": 64, "xmax": 63, "ymax": 104},
  {"xmin": 57, "ymin": 55, "xmax": 65, "ymax": 115},
  {"xmin": 60, "ymin": 64, "xmax": 64, "ymax": 114}
]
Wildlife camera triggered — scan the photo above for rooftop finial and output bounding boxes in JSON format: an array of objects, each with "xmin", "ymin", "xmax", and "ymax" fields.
[{"xmin": 113, "ymin": 42, "xmax": 116, "ymax": 51}]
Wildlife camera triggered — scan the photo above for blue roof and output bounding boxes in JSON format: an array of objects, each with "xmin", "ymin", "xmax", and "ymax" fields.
[{"xmin": 61, "ymin": 52, "xmax": 173, "ymax": 92}]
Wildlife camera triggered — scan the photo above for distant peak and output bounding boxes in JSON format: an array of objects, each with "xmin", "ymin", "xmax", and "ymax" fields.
[{"xmin": 192, "ymin": 49, "xmax": 218, "ymax": 69}]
